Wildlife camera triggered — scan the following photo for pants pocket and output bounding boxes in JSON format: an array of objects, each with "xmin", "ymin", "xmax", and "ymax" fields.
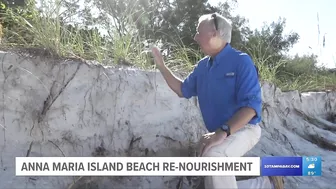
[{"xmin": 249, "ymin": 125, "xmax": 262, "ymax": 148}]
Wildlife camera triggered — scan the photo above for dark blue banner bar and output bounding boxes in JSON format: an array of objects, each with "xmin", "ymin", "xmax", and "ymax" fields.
[
  {"xmin": 261, "ymin": 156, "xmax": 302, "ymax": 176},
  {"xmin": 261, "ymin": 156, "xmax": 322, "ymax": 176}
]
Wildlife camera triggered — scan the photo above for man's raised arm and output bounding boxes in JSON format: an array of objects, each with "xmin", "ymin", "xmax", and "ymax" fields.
[{"xmin": 151, "ymin": 46, "xmax": 198, "ymax": 98}]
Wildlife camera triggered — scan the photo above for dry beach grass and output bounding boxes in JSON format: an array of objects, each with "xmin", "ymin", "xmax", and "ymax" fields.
[{"xmin": 1, "ymin": 0, "xmax": 335, "ymax": 93}]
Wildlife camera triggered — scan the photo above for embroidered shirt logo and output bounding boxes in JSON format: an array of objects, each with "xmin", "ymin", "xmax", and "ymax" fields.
[{"xmin": 226, "ymin": 72, "xmax": 235, "ymax": 77}]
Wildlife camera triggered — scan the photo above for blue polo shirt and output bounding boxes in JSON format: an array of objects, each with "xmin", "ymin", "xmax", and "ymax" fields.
[{"xmin": 181, "ymin": 43, "xmax": 262, "ymax": 132}]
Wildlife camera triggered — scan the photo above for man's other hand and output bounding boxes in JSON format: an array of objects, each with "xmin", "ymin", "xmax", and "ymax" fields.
[{"xmin": 199, "ymin": 130, "xmax": 227, "ymax": 157}]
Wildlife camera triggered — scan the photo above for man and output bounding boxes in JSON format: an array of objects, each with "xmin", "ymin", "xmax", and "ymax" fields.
[{"xmin": 151, "ymin": 12, "xmax": 262, "ymax": 189}]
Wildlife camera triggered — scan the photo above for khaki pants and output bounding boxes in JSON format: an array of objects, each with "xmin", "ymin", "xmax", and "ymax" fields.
[
  {"xmin": 201, "ymin": 124, "xmax": 262, "ymax": 189},
  {"xmin": 237, "ymin": 176, "xmax": 274, "ymax": 189}
]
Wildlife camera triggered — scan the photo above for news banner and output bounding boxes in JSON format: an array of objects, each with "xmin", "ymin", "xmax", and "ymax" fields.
[{"xmin": 15, "ymin": 156, "xmax": 321, "ymax": 176}]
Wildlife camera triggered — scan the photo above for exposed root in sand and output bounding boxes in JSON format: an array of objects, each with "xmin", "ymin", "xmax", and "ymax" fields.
[
  {"xmin": 38, "ymin": 63, "xmax": 81, "ymax": 123},
  {"xmin": 67, "ymin": 176, "xmax": 99, "ymax": 189}
]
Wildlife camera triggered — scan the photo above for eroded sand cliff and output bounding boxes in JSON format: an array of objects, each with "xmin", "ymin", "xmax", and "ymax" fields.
[{"xmin": 0, "ymin": 51, "xmax": 335, "ymax": 189}]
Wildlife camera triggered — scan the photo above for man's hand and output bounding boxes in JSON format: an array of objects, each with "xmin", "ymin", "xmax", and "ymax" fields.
[
  {"xmin": 199, "ymin": 130, "xmax": 227, "ymax": 157},
  {"xmin": 150, "ymin": 45, "xmax": 184, "ymax": 97},
  {"xmin": 151, "ymin": 46, "xmax": 165, "ymax": 68}
]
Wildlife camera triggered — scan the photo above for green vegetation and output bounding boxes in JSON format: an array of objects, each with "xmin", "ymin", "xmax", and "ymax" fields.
[{"xmin": 0, "ymin": 0, "xmax": 335, "ymax": 92}]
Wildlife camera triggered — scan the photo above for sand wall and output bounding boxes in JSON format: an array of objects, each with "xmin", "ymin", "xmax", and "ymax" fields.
[{"xmin": 0, "ymin": 51, "xmax": 335, "ymax": 189}]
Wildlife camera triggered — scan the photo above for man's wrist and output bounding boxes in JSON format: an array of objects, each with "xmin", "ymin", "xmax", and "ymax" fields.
[
  {"xmin": 219, "ymin": 124, "xmax": 231, "ymax": 136},
  {"xmin": 215, "ymin": 129, "xmax": 227, "ymax": 137}
]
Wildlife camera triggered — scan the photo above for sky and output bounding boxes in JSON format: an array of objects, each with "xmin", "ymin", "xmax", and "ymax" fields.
[{"xmin": 208, "ymin": 0, "xmax": 336, "ymax": 69}]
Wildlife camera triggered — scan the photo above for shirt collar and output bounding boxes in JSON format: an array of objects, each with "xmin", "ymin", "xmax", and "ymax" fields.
[{"xmin": 209, "ymin": 43, "xmax": 232, "ymax": 66}]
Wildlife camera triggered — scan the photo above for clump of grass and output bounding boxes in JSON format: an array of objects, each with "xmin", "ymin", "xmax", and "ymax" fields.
[
  {"xmin": 1, "ymin": 0, "xmax": 150, "ymax": 66},
  {"xmin": 247, "ymin": 42, "xmax": 285, "ymax": 86},
  {"xmin": 247, "ymin": 41, "xmax": 336, "ymax": 92},
  {"xmin": 2, "ymin": 0, "xmax": 109, "ymax": 61},
  {"xmin": 167, "ymin": 45, "xmax": 203, "ymax": 73},
  {"xmin": 276, "ymin": 73, "xmax": 336, "ymax": 92},
  {"xmin": 0, "ymin": 22, "xmax": 3, "ymax": 42},
  {"xmin": 254, "ymin": 57, "xmax": 285, "ymax": 85},
  {"xmin": 109, "ymin": 28, "xmax": 151, "ymax": 67}
]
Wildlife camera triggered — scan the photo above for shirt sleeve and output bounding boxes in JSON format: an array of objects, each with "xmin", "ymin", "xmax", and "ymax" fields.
[
  {"xmin": 181, "ymin": 64, "xmax": 199, "ymax": 99},
  {"xmin": 235, "ymin": 54, "xmax": 262, "ymax": 119}
]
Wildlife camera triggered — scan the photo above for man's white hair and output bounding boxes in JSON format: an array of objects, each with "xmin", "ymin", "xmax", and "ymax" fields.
[{"xmin": 198, "ymin": 13, "xmax": 232, "ymax": 43}]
